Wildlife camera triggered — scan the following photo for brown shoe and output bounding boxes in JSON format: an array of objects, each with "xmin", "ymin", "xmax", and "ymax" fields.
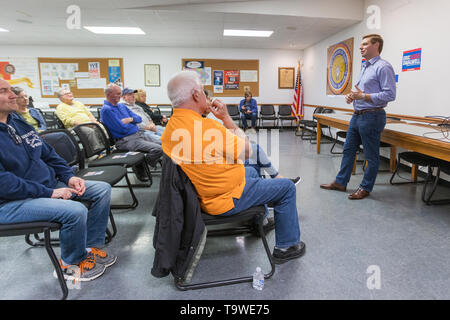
[
  {"xmin": 320, "ymin": 181, "xmax": 346, "ymax": 192},
  {"xmin": 348, "ymin": 187, "xmax": 370, "ymax": 200}
]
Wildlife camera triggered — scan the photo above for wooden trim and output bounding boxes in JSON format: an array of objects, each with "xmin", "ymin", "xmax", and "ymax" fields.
[{"xmin": 305, "ymin": 104, "xmax": 445, "ymax": 124}]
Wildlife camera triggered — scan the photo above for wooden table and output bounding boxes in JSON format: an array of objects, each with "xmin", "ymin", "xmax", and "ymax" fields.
[{"xmin": 314, "ymin": 113, "xmax": 450, "ymax": 178}]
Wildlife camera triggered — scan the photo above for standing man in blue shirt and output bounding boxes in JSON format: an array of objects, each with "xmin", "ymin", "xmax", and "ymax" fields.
[{"xmin": 320, "ymin": 34, "xmax": 396, "ymax": 200}]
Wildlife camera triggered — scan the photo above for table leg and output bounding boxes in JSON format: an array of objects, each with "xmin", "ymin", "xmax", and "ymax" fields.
[
  {"xmin": 390, "ymin": 146, "xmax": 397, "ymax": 172},
  {"xmin": 411, "ymin": 164, "xmax": 418, "ymax": 182},
  {"xmin": 316, "ymin": 121, "xmax": 322, "ymax": 154},
  {"xmin": 352, "ymin": 156, "xmax": 357, "ymax": 175}
]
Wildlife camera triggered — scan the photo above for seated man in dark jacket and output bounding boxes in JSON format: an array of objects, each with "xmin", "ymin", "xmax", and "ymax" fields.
[
  {"xmin": 135, "ymin": 89, "xmax": 168, "ymax": 126},
  {"xmin": 0, "ymin": 79, "xmax": 116, "ymax": 282}
]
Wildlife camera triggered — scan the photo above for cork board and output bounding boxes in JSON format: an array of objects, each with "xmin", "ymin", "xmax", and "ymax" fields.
[
  {"xmin": 181, "ymin": 58, "xmax": 259, "ymax": 97},
  {"xmin": 38, "ymin": 57, "xmax": 124, "ymax": 98}
]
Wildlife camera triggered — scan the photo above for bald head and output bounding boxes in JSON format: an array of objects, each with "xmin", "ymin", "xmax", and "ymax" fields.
[
  {"xmin": 167, "ymin": 70, "xmax": 204, "ymax": 108},
  {"xmin": 105, "ymin": 83, "xmax": 122, "ymax": 105}
]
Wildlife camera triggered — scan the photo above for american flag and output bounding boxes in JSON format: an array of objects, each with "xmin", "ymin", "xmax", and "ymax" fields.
[{"xmin": 291, "ymin": 60, "xmax": 304, "ymax": 120}]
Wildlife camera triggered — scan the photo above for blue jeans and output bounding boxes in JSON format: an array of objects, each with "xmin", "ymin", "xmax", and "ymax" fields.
[
  {"xmin": 0, "ymin": 180, "xmax": 111, "ymax": 265},
  {"xmin": 245, "ymin": 143, "xmax": 279, "ymax": 178},
  {"xmin": 143, "ymin": 125, "xmax": 165, "ymax": 144},
  {"xmin": 241, "ymin": 112, "xmax": 257, "ymax": 128},
  {"xmin": 221, "ymin": 167, "xmax": 300, "ymax": 249},
  {"xmin": 335, "ymin": 109, "xmax": 386, "ymax": 192}
]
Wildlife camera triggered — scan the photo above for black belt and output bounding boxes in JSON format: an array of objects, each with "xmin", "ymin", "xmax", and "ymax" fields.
[{"xmin": 354, "ymin": 108, "xmax": 384, "ymax": 115}]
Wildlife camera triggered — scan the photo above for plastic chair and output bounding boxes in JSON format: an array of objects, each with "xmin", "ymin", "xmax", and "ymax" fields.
[
  {"xmin": 422, "ymin": 160, "xmax": 450, "ymax": 205},
  {"xmin": 390, "ymin": 152, "xmax": 441, "ymax": 185},
  {"xmin": 72, "ymin": 123, "xmax": 153, "ymax": 188},
  {"xmin": 277, "ymin": 105, "xmax": 296, "ymax": 129},
  {"xmin": 227, "ymin": 104, "xmax": 241, "ymax": 127},
  {"xmin": 175, "ymin": 206, "xmax": 275, "ymax": 290},
  {"xmin": 259, "ymin": 104, "xmax": 278, "ymax": 128}
]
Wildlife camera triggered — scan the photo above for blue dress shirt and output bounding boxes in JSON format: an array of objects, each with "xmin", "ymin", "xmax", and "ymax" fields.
[{"xmin": 354, "ymin": 56, "xmax": 396, "ymax": 111}]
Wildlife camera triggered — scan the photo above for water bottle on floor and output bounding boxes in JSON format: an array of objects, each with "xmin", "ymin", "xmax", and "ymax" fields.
[{"xmin": 252, "ymin": 267, "xmax": 264, "ymax": 290}]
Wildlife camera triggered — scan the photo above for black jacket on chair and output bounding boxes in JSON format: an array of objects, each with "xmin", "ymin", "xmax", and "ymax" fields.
[{"xmin": 151, "ymin": 154, "xmax": 206, "ymax": 282}]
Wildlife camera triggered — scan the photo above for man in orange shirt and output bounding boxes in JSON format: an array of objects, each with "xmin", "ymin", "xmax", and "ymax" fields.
[{"xmin": 161, "ymin": 71, "xmax": 305, "ymax": 264}]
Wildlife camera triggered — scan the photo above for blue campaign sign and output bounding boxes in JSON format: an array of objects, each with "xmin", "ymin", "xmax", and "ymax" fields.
[{"xmin": 402, "ymin": 48, "xmax": 422, "ymax": 72}]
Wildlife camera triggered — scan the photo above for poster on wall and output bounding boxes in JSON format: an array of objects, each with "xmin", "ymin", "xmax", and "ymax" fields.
[
  {"xmin": 108, "ymin": 59, "xmax": 122, "ymax": 85},
  {"xmin": 224, "ymin": 70, "xmax": 240, "ymax": 90},
  {"xmin": 88, "ymin": 61, "xmax": 100, "ymax": 78},
  {"xmin": 240, "ymin": 70, "xmax": 258, "ymax": 82},
  {"xmin": 402, "ymin": 48, "xmax": 422, "ymax": 72},
  {"xmin": 1, "ymin": 57, "xmax": 41, "ymax": 101},
  {"xmin": 213, "ymin": 70, "xmax": 223, "ymax": 85},
  {"xmin": 326, "ymin": 37, "xmax": 354, "ymax": 95}
]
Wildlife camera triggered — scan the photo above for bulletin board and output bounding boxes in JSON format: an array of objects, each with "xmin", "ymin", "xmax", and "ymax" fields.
[
  {"xmin": 38, "ymin": 57, "xmax": 124, "ymax": 98},
  {"xmin": 181, "ymin": 58, "xmax": 259, "ymax": 97}
]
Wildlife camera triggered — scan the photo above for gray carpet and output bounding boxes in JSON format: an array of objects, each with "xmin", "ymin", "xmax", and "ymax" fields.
[{"xmin": 1, "ymin": 130, "xmax": 449, "ymax": 300}]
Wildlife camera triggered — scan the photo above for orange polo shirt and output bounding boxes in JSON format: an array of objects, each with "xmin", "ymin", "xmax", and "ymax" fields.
[{"xmin": 161, "ymin": 108, "xmax": 246, "ymax": 215}]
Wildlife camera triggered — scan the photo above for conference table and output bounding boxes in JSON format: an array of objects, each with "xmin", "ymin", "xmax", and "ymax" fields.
[{"xmin": 314, "ymin": 113, "xmax": 450, "ymax": 179}]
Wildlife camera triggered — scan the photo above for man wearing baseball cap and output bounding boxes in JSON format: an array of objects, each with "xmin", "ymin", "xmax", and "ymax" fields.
[{"xmin": 100, "ymin": 84, "xmax": 163, "ymax": 174}]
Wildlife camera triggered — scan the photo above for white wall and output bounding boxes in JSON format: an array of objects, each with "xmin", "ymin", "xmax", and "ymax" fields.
[
  {"xmin": 302, "ymin": 0, "xmax": 450, "ymax": 119},
  {"xmin": 0, "ymin": 45, "xmax": 302, "ymax": 107},
  {"xmin": 302, "ymin": 0, "xmax": 450, "ymax": 181}
]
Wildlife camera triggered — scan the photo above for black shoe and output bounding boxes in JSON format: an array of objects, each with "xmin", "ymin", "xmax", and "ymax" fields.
[
  {"xmin": 131, "ymin": 165, "xmax": 150, "ymax": 182},
  {"xmin": 290, "ymin": 177, "xmax": 301, "ymax": 186},
  {"xmin": 272, "ymin": 241, "xmax": 305, "ymax": 264}
]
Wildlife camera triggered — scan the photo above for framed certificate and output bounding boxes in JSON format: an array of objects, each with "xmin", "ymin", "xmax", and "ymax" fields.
[
  {"xmin": 278, "ymin": 67, "xmax": 295, "ymax": 89},
  {"xmin": 144, "ymin": 64, "xmax": 160, "ymax": 87}
]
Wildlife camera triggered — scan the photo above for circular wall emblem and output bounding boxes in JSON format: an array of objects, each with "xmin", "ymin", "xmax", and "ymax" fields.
[
  {"xmin": 327, "ymin": 43, "xmax": 351, "ymax": 95},
  {"xmin": 4, "ymin": 64, "xmax": 16, "ymax": 75}
]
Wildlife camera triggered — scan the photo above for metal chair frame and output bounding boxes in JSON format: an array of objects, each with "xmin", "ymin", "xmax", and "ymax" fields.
[
  {"xmin": 174, "ymin": 206, "xmax": 275, "ymax": 290},
  {"xmin": 0, "ymin": 222, "xmax": 68, "ymax": 300}
]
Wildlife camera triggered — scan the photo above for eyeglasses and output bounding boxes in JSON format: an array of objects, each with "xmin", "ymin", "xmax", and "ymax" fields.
[{"xmin": 7, "ymin": 124, "xmax": 22, "ymax": 144}]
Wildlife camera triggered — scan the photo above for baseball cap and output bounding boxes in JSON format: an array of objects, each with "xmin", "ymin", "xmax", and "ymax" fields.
[{"xmin": 122, "ymin": 88, "xmax": 137, "ymax": 95}]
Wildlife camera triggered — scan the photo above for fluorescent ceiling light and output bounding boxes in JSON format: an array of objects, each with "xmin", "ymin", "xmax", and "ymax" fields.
[
  {"xmin": 84, "ymin": 26, "xmax": 145, "ymax": 35},
  {"xmin": 0, "ymin": 28, "xmax": 9, "ymax": 32},
  {"xmin": 223, "ymin": 29, "xmax": 273, "ymax": 37}
]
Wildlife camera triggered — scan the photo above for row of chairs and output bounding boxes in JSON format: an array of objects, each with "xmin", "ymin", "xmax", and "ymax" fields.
[
  {"xmin": 227, "ymin": 104, "xmax": 298, "ymax": 129},
  {"xmin": 0, "ymin": 122, "xmax": 154, "ymax": 299},
  {"xmin": 1, "ymin": 120, "xmax": 277, "ymax": 298}
]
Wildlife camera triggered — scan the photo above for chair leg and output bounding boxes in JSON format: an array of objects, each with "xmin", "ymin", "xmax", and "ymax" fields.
[
  {"xmin": 300, "ymin": 127, "xmax": 316, "ymax": 140},
  {"xmin": 111, "ymin": 174, "xmax": 139, "ymax": 210},
  {"xmin": 25, "ymin": 232, "xmax": 60, "ymax": 247},
  {"xmin": 310, "ymin": 128, "xmax": 333, "ymax": 144},
  {"xmin": 422, "ymin": 167, "xmax": 450, "ymax": 205},
  {"xmin": 174, "ymin": 215, "xmax": 275, "ymax": 291},
  {"xmin": 390, "ymin": 157, "xmax": 427, "ymax": 185},
  {"xmin": 105, "ymin": 210, "xmax": 118, "ymax": 244},
  {"xmin": 330, "ymin": 133, "xmax": 343, "ymax": 154},
  {"xmin": 43, "ymin": 228, "xmax": 68, "ymax": 300}
]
